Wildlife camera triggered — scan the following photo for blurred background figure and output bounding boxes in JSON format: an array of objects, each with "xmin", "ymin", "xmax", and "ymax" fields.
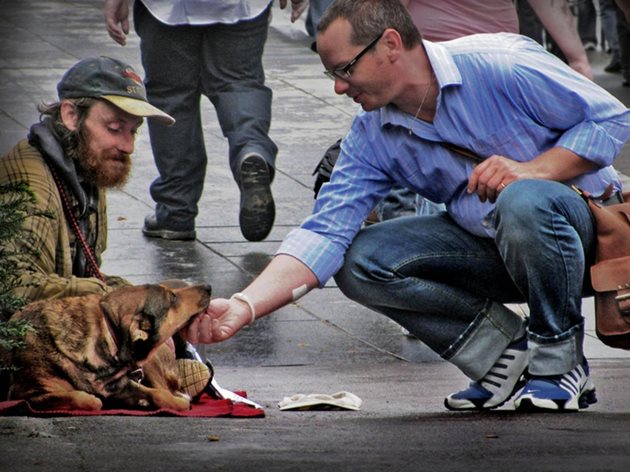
[
  {"xmin": 305, "ymin": 0, "xmax": 334, "ymax": 51},
  {"xmin": 577, "ymin": 0, "xmax": 599, "ymax": 50},
  {"xmin": 103, "ymin": 0, "xmax": 296, "ymax": 242}
]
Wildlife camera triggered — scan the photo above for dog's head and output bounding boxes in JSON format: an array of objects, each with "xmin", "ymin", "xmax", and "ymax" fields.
[{"xmin": 99, "ymin": 284, "xmax": 211, "ymax": 364}]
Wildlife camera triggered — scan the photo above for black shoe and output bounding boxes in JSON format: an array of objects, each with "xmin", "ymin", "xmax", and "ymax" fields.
[
  {"xmin": 238, "ymin": 153, "xmax": 275, "ymax": 242},
  {"xmin": 604, "ymin": 60, "xmax": 622, "ymax": 73},
  {"xmin": 142, "ymin": 214, "xmax": 196, "ymax": 241}
]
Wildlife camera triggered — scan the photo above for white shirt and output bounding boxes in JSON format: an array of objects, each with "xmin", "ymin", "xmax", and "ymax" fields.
[{"xmin": 140, "ymin": 0, "xmax": 272, "ymax": 25}]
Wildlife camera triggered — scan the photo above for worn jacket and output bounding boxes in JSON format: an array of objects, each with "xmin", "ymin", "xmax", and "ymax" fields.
[{"xmin": 0, "ymin": 118, "xmax": 129, "ymax": 303}]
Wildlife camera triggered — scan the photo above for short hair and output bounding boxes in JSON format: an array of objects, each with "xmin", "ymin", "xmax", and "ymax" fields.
[
  {"xmin": 38, "ymin": 97, "xmax": 96, "ymax": 127},
  {"xmin": 317, "ymin": 0, "xmax": 421, "ymax": 49},
  {"xmin": 37, "ymin": 98, "xmax": 97, "ymax": 156}
]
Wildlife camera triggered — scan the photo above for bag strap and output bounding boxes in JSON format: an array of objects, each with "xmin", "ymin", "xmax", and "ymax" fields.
[
  {"xmin": 440, "ymin": 142, "xmax": 486, "ymax": 164},
  {"xmin": 48, "ymin": 165, "xmax": 105, "ymax": 282}
]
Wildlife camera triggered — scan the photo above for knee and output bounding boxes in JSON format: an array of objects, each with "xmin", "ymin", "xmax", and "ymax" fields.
[
  {"xmin": 334, "ymin": 245, "xmax": 366, "ymax": 302},
  {"xmin": 494, "ymin": 180, "xmax": 553, "ymax": 245},
  {"xmin": 334, "ymin": 231, "xmax": 389, "ymax": 303}
]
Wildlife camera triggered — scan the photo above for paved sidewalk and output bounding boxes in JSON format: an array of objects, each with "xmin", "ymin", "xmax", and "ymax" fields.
[{"xmin": 2, "ymin": 1, "xmax": 630, "ymax": 471}]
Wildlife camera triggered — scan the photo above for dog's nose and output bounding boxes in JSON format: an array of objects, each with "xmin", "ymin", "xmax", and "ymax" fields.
[{"xmin": 201, "ymin": 285, "xmax": 212, "ymax": 297}]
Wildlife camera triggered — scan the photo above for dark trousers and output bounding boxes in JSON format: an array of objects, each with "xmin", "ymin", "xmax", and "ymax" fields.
[{"xmin": 134, "ymin": 2, "xmax": 277, "ymax": 228}]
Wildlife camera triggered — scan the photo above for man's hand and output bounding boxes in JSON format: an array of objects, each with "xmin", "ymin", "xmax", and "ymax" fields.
[
  {"xmin": 182, "ymin": 254, "xmax": 318, "ymax": 344},
  {"xmin": 467, "ymin": 155, "xmax": 531, "ymax": 203},
  {"xmin": 466, "ymin": 147, "xmax": 597, "ymax": 203},
  {"xmin": 104, "ymin": 0, "xmax": 130, "ymax": 46},
  {"xmin": 181, "ymin": 298, "xmax": 250, "ymax": 344},
  {"xmin": 279, "ymin": 0, "xmax": 310, "ymax": 22}
]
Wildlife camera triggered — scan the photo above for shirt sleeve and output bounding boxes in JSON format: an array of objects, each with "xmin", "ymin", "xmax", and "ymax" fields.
[
  {"xmin": 510, "ymin": 39, "xmax": 630, "ymax": 167},
  {"xmin": 276, "ymin": 121, "xmax": 394, "ymax": 286}
]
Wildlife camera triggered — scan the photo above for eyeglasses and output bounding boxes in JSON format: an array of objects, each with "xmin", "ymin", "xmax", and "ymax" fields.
[{"xmin": 323, "ymin": 30, "xmax": 385, "ymax": 81}]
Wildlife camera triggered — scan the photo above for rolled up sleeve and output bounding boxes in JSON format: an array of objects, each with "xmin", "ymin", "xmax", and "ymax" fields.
[{"xmin": 276, "ymin": 228, "xmax": 347, "ymax": 287}]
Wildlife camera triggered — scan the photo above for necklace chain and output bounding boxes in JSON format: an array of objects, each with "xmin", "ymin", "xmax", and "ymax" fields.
[{"xmin": 408, "ymin": 78, "xmax": 434, "ymax": 135}]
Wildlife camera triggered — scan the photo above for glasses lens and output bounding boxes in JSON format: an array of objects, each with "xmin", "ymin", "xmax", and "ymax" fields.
[{"xmin": 323, "ymin": 69, "xmax": 351, "ymax": 81}]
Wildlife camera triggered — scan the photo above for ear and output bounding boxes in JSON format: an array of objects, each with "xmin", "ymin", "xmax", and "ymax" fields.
[
  {"xmin": 143, "ymin": 285, "xmax": 173, "ymax": 321},
  {"xmin": 381, "ymin": 28, "xmax": 404, "ymax": 63},
  {"xmin": 60, "ymin": 100, "xmax": 80, "ymax": 131}
]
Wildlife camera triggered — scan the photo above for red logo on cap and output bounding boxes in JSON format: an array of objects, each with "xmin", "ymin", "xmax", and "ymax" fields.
[{"xmin": 122, "ymin": 69, "xmax": 143, "ymax": 85}]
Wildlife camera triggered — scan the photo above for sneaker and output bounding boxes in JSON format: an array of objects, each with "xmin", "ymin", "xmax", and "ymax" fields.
[
  {"xmin": 142, "ymin": 214, "xmax": 196, "ymax": 241},
  {"xmin": 514, "ymin": 358, "xmax": 597, "ymax": 412},
  {"xmin": 238, "ymin": 153, "xmax": 275, "ymax": 242},
  {"xmin": 444, "ymin": 336, "xmax": 528, "ymax": 410}
]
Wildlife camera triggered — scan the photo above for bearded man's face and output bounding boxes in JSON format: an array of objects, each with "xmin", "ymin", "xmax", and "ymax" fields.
[
  {"xmin": 75, "ymin": 125, "xmax": 132, "ymax": 188},
  {"xmin": 68, "ymin": 100, "xmax": 142, "ymax": 189}
]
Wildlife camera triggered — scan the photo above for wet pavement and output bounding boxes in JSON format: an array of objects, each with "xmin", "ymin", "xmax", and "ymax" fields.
[{"xmin": 1, "ymin": 1, "xmax": 630, "ymax": 471}]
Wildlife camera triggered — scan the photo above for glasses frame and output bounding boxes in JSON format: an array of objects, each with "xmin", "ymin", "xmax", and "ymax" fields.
[{"xmin": 324, "ymin": 30, "xmax": 385, "ymax": 81}]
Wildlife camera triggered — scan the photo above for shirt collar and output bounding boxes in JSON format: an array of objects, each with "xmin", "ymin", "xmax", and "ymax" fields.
[
  {"xmin": 422, "ymin": 39, "xmax": 462, "ymax": 88},
  {"xmin": 380, "ymin": 39, "xmax": 461, "ymax": 130}
]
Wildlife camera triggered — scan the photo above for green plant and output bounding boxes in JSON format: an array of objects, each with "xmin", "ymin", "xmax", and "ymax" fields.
[
  {"xmin": 0, "ymin": 318, "xmax": 31, "ymax": 352},
  {"xmin": 0, "ymin": 181, "xmax": 36, "ymax": 371}
]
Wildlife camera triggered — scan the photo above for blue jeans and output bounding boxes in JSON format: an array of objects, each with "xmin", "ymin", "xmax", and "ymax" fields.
[
  {"xmin": 134, "ymin": 2, "xmax": 277, "ymax": 229},
  {"xmin": 335, "ymin": 180, "xmax": 596, "ymax": 380}
]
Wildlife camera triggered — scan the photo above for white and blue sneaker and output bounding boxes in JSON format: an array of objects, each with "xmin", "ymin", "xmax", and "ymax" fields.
[
  {"xmin": 445, "ymin": 337, "xmax": 529, "ymax": 410},
  {"xmin": 514, "ymin": 358, "xmax": 597, "ymax": 412}
]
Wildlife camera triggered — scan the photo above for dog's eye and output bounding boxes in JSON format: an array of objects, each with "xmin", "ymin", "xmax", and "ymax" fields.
[{"xmin": 170, "ymin": 293, "xmax": 177, "ymax": 305}]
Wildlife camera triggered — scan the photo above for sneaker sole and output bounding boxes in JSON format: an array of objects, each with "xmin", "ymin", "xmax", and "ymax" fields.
[
  {"xmin": 142, "ymin": 227, "xmax": 196, "ymax": 241},
  {"xmin": 444, "ymin": 376, "xmax": 527, "ymax": 411},
  {"xmin": 514, "ymin": 387, "xmax": 597, "ymax": 412},
  {"xmin": 444, "ymin": 338, "xmax": 529, "ymax": 411},
  {"xmin": 239, "ymin": 154, "xmax": 275, "ymax": 242}
]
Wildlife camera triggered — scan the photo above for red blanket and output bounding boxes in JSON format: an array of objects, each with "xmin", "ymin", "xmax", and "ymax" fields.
[{"xmin": 0, "ymin": 392, "xmax": 264, "ymax": 417}]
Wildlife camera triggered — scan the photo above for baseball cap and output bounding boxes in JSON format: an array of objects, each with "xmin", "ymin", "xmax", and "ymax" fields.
[{"xmin": 57, "ymin": 56, "xmax": 175, "ymax": 125}]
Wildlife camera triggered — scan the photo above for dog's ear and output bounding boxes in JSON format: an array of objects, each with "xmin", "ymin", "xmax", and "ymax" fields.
[
  {"xmin": 101, "ymin": 285, "xmax": 180, "ymax": 362},
  {"xmin": 129, "ymin": 286, "xmax": 174, "ymax": 359},
  {"xmin": 143, "ymin": 285, "xmax": 173, "ymax": 322},
  {"xmin": 100, "ymin": 286, "xmax": 144, "ymax": 325}
]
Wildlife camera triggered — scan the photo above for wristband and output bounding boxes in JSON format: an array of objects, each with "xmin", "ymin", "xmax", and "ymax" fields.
[{"xmin": 231, "ymin": 292, "xmax": 256, "ymax": 326}]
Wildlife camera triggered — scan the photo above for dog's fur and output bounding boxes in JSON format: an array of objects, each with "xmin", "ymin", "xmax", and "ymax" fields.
[{"xmin": 7, "ymin": 283, "xmax": 211, "ymax": 411}]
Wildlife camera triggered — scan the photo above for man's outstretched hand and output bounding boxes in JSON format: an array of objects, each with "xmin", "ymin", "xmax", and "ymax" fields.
[{"xmin": 182, "ymin": 298, "xmax": 250, "ymax": 344}]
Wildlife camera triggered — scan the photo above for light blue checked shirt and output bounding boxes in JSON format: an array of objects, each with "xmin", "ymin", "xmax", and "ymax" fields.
[{"xmin": 278, "ymin": 33, "xmax": 630, "ymax": 286}]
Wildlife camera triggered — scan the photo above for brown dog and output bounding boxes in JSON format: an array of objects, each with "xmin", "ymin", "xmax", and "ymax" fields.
[{"xmin": 7, "ymin": 283, "xmax": 211, "ymax": 411}]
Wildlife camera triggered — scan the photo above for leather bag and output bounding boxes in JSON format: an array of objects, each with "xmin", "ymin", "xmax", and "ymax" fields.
[{"xmin": 576, "ymin": 185, "xmax": 630, "ymax": 349}]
